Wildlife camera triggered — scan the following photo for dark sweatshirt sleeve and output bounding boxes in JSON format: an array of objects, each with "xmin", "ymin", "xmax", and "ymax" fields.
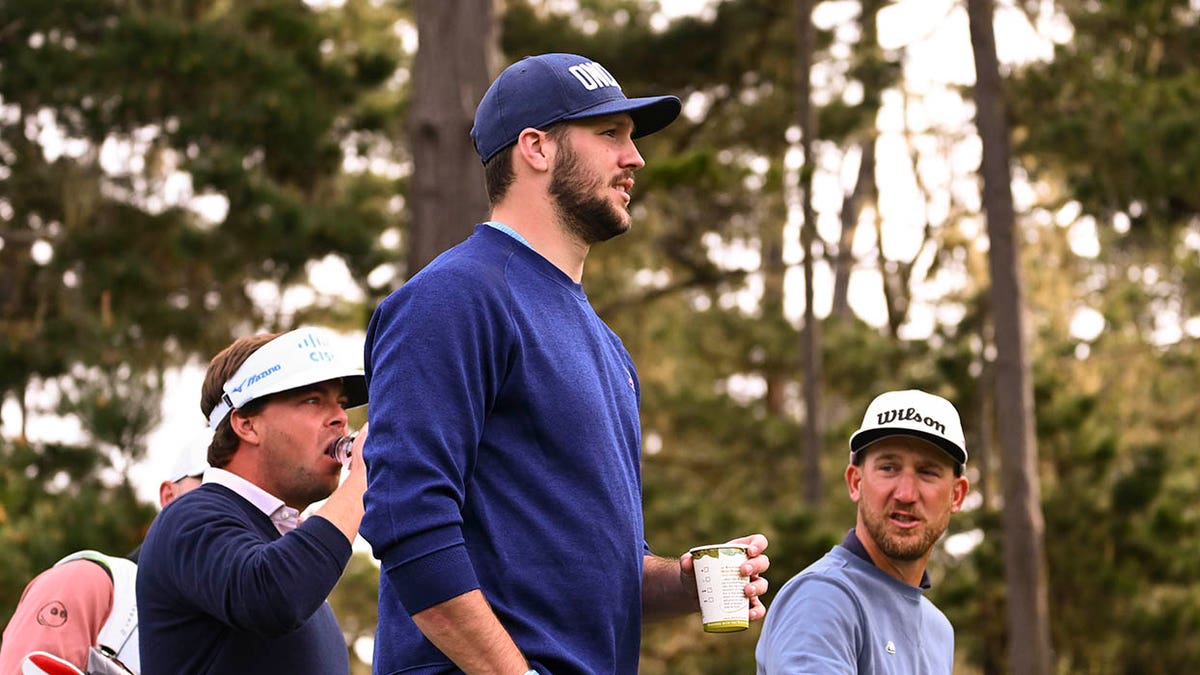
[
  {"xmin": 157, "ymin": 490, "xmax": 352, "ymax": 637},
  {"xmin": 360, "ymin": 257, "xmax": 513, "ymax": 614}
]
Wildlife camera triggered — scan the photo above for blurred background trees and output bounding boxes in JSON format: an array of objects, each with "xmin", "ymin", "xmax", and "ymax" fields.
[{"xmin": 4, "ymin": 0, "xmax": 1200, "ymax": 672}]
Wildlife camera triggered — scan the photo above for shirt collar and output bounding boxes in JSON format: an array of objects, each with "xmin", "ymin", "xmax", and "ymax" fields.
[
  {"xmin": 840, "ymin": 528, "xmax": 932, "ymax": 590},
  {"xmin": 202, "ymin": 467, "xmax": 301, "ymax": 535},
  {"xmin": 484, "ymin": 220, "xmax": 533, "ymax": 249}
]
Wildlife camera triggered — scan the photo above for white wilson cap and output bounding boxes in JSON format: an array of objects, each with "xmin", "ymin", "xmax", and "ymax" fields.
[
  {"xmin": 849, "ymin": 389, "xmax": 967, "ymax": 467},
  {"xmin": 207, "ymin": 327, "xmax": 368, "ymax": 429}
]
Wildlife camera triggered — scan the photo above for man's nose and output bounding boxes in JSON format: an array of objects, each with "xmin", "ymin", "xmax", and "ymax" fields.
[
  {"xmin": 330, "ymin": 406, "xmax": 348, "ymax": 426},
  {"xmin": 622, "ymin": 139, "xmax": 645, "ymax": 170},
  {"xmin": 892, "ymin": 471, "xmax": 919, "ymax": 502}
]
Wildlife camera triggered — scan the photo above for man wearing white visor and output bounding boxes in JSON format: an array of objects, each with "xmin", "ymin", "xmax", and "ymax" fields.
[
  {"xmin": 757, "ymin": 389, "xmax": 970, "ymax": 674},
  {"xmin": 135, "ymin": 327, "xmax": 369, "ymax": 675}
]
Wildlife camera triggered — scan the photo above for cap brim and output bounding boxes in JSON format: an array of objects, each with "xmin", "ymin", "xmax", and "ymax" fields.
[
  {"xmin": 342, "ymin": 374, "xmax": 368, "ymax": 409},
  {"xmin": 850, "ymin": 428, "xmax": 966, "ymax": 466},
  {"xmin": 251, "ymin": 371, "xmax": 369, "ymax": 410},
  {"xmin": 562, "ymin": 94, "xmax": 682, "ymax": 138}
]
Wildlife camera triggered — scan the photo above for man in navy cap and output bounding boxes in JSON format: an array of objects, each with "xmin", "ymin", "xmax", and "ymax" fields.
[{"xmin": 362, "ymin": 53, "xmax": 771, "ymax": 674}]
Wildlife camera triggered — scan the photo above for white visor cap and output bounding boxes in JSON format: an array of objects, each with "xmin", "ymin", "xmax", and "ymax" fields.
[{"xmin": 207, "ymin": 326, "xmax": 369, "ymax": 429}]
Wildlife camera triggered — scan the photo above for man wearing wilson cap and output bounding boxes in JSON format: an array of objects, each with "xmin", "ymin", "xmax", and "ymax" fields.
[
  {"xmin": 135, "ymin": 327, "xmax": 369, "ymax": 675},
  {"xmin": 756, "ymin": 389, "xmax": 970, "ymax": 674},
  {"xmin": 0, "ymin": 429, "xmax": 210, "ymax": 675},
  {"xmin": 362, "ymin": 53, "xmax": 770, "ymax": 674}
]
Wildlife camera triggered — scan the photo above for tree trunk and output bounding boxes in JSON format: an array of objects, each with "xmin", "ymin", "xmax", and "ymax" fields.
[
  {"xmin": 763, "ymin": 227, "xmax": 788, "ymax": 418},
  {"xmin": 978, "ymin": 315, "xmax": 995, "ymax": 509},
  {"xmin": 795, "ymin": 0, "xmax": 822, "ymax": 509},
  {"xmin": 967, "ymin": 0, "xmax": 1054, "ymax": 672},
  {"xmin": 831, "ymin": 0, "xmax": 882, "ymax": 321},
  {"xmin": 831, "ymin": 140, "xmax": 874, "ymax": 319},
  {"xmin": 407, "ymin": 0, "xmax": 494, "ymax": 277}
]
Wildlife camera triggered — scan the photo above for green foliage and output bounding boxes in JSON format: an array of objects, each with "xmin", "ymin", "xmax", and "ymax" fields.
[
  {"xmin": 0, "ymin": 436, "xmax": 155, "ymax": 627},
  {"xmin": 328, "ymin": 551, "xmax": 381, "ymax": 671},
  {"xmin": 0, "ymin": 0, "xmax": 405, "ymax": 397},
  {"xmin": 1009, "ymin": 0, "xmax": 1200, "ymax": 236},
  {"xmin": 937, "ymin": 238, "xmax": 1200, "ymax": 674},
  {"xmin": 56, "ymin": 367, "xmax": 163, "ymax": 460}
]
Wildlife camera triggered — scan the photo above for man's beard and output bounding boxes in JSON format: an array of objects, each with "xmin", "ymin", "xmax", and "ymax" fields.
[
  {"xmin": 862, "ymin": 504, "xmax": 946, "ymax": 562},
  {"xmin": 548, "ymin": 138, "xmax": 631, "ymax": 244}
]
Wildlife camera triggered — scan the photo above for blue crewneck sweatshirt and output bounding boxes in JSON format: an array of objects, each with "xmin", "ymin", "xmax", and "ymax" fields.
[
  {"xmin": 362, "ymin": 224, "xmax": 646, "ymax": 674},
  {"xmin": 136, "ymin": 484, "xmax": 352, "ymax": 674}
]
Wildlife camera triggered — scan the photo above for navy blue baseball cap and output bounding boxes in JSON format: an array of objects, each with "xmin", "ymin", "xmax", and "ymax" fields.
[{"xmin": 471, "ymin": 53, "xmax": 682, "ymax": 164}]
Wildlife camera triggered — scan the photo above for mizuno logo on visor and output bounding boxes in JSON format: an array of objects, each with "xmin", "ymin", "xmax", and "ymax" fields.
[{"xmin": 231, "ymin": 363, "xmax": 282, "ymax": 393}]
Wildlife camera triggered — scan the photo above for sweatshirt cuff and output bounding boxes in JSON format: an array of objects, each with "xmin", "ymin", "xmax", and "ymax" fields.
[
  {"xmin": 383, "ymin": 543, "xmax": 480, "ymax": 614},
  {"xmin": 300, "ymin": 515, "xmax": 354, "ymax": 566}
]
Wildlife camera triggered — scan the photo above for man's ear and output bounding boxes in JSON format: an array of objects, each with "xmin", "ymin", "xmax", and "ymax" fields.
[
  {"xmin": 229, "ymin": 409, "xmax": 260, "ymax": 446},
  {"xmin": 845, "ymin": 463, "xmax": 863, "ymax": 503},
  {"xmin": 158, "ymin": 480, "xmax": 174, "ymax": 509},
  {"xmin": 950, "ymin": 475, "xmax": 970, "ymax": 513},
  {"xmin": 514, "ymin": 127, "xmax": 552, "ymax": 173}
]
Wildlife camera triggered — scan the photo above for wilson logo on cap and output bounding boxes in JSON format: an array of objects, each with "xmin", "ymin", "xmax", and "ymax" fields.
[{"xmin": 875, "ymin": 408, "xmax": 946, "ymax": 435}]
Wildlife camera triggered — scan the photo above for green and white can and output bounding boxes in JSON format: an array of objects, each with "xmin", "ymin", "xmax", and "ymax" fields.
[{"xmin": 688, "ymin": 543, "xmax": 750, "ymax": 633}]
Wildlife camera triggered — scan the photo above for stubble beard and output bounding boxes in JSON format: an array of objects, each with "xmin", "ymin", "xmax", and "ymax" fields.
[
  {"xmin": 262, "ymin": 430, "xmax": 339, "ymax": 509},
  {"xmin": 548, "ymin": 137, "xmax": 631, "ymax": 245},
  {"xmin": 285, "ymin": 464, "xmax": 339, "ymax": 510},
  {"xmin": 862, "ymin": 502, "xmax": 947, "ymax": 562}
]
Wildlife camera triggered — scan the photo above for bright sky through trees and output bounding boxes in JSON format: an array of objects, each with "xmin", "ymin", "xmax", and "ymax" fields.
[{"xmin": 0, "ymin": 0, "xmax": 1105, "ymax": 507}]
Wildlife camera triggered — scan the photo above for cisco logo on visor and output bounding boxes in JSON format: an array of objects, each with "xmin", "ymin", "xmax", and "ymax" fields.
[{"xmin": 297, "ymin": 330, "xmax": 336, "ymax": 363}]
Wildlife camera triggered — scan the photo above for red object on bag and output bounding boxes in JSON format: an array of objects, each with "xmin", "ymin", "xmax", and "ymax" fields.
[{"xmin": 21, "ymin": 651, "xmax": 87, "ymax": 675}]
